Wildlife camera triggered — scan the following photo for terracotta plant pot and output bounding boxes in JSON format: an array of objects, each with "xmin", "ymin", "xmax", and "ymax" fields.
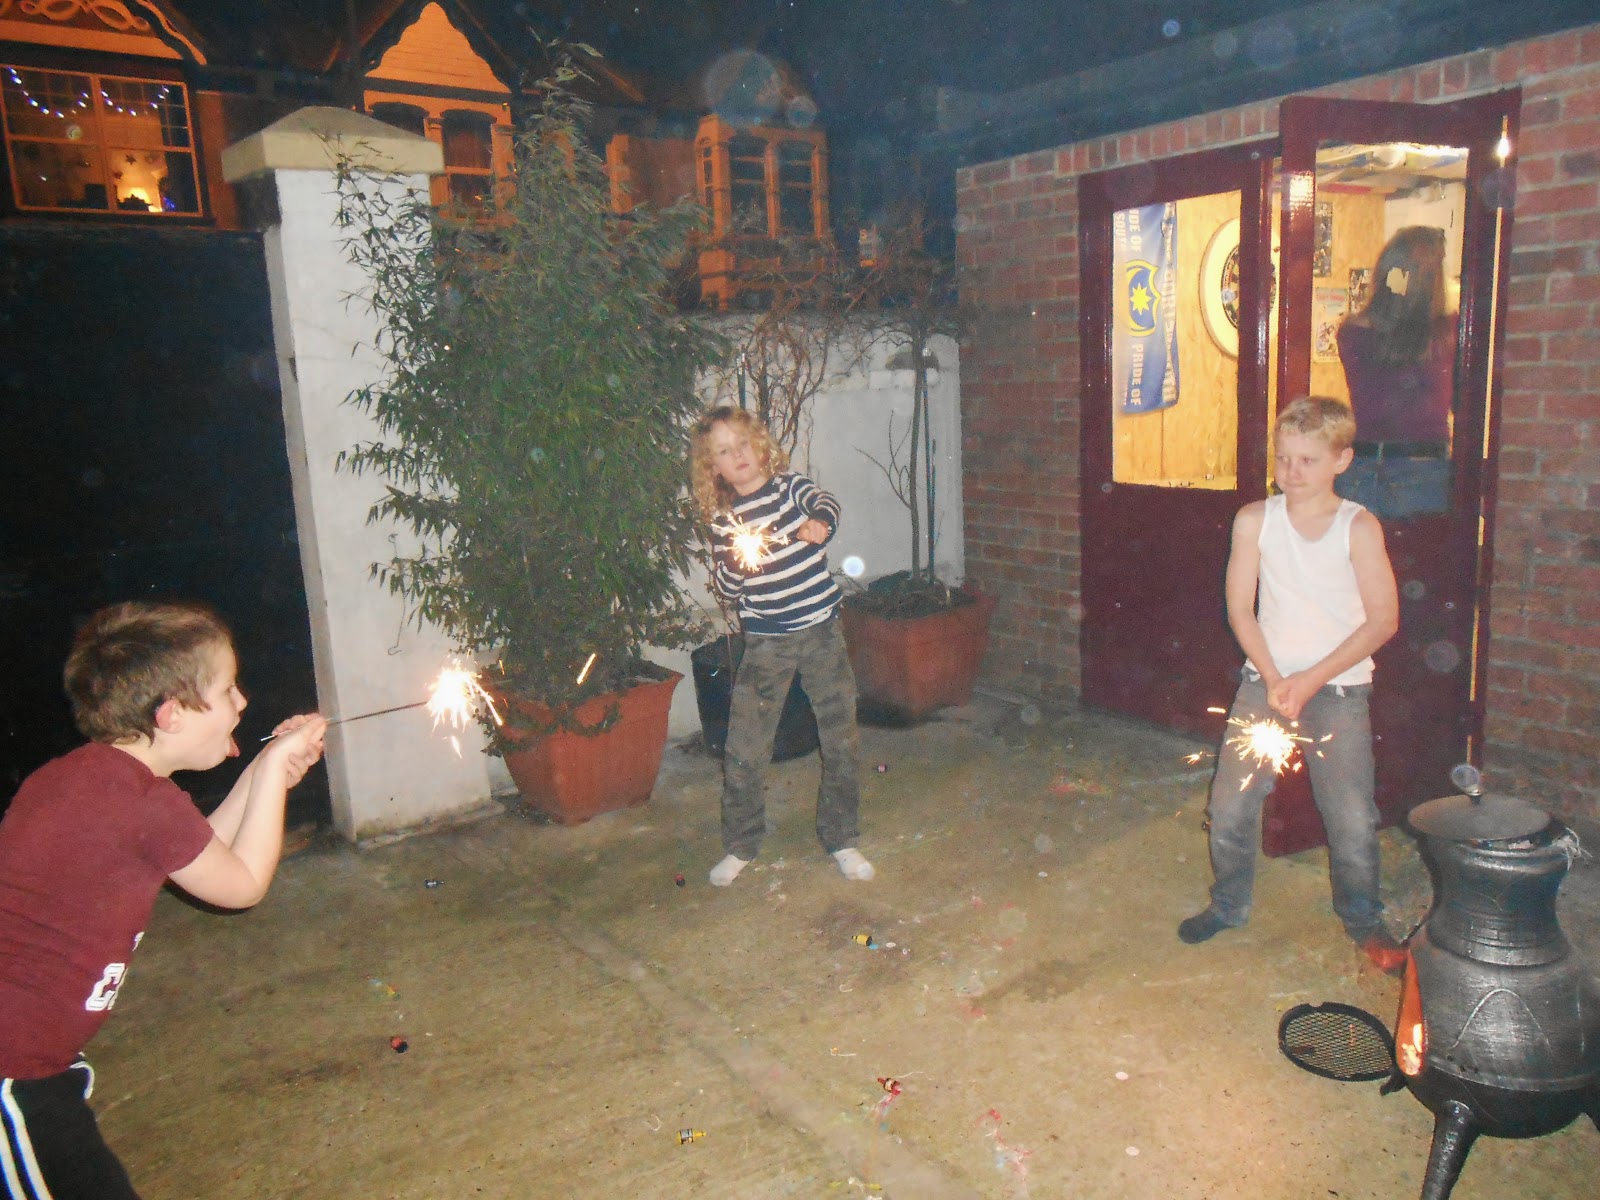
[
  {"xmin": 498, "ymin": 671, "xmax": 682, "ymax": 825},
  {"xmin": 842, "ymin": 589, "xmax": 996, "ymax": 723}
]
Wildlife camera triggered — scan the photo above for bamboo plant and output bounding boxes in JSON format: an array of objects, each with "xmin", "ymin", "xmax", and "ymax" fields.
[{"xmin": 335, "ymin": 58, "xmax": 724, "ymax": 738}]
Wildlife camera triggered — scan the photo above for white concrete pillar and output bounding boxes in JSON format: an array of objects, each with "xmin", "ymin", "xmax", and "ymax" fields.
[{"xmin": 223, "ymin": 107, "xmax": 499, "ymax": 841}]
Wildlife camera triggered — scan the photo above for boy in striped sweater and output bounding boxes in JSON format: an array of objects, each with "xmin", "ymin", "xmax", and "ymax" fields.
[{"xmin": 690, "ymin": 406, "xmax": 874, "ymax": 886}]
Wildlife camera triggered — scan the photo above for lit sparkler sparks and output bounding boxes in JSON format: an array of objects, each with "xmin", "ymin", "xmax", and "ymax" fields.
[
  {"xmin": 1227, "ymin": 716, "xmax": 1311, "ymax": 789},
  {"xmin": 426, "ymin": 660, "xmax": 504, "ymax": 734},
  {"xmin": 728, "ymin": 516, "xmax": 787, "ymax": 572}
]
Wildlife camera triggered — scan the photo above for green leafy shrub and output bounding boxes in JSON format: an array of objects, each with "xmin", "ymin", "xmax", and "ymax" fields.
[{"xmin": 336, "ymin": 63, "xmax": 724, "ymax": 738}]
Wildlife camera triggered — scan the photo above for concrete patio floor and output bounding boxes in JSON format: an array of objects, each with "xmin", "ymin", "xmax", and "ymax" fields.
[{"xmin": 93, "ymin": 697, "xmax": 1599, "ymax": 1199}]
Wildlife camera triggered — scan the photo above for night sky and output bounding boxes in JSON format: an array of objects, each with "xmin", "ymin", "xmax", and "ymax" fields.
[
  {"xmin": 174, "ymin": 0, "xmax": 1335, "ymax": 123},
  {"xmin": 529, "ymin": 0, "xmax": 1331, "ymax": 118}
]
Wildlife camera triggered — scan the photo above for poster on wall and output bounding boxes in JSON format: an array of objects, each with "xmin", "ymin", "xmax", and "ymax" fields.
[
  {"xmin": 1112, "ymin": 202, "xmax": 1180, "ymax": 414},
  {"xmin": 1348, "ymin": 267, "xmax": 1371, "ymax": 313},
  {"xmin": 1312, "ymin": 199, "xmax": 1333, "ymax": 277},
  {"xmin": 1313, "ymin": 286, "xmax": 1347, "ymax": 363}
]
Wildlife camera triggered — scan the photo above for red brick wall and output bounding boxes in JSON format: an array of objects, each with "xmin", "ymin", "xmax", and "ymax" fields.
[{"xmin": 957, "ymin": 23, "xmax": 1600, "ymax": 820}]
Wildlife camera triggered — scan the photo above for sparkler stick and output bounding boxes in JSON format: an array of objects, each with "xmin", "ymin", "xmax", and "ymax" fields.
[
  {"xmin": 260, "ymin": 661, "xmax": 502, "ymax": 740},
  {"xmin": 259, "ymin": 700, "xmax": 425, "ymax": 740}
]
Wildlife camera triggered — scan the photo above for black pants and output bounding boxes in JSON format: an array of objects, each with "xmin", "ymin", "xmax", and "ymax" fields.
[{"xmin": 2, "ymin": 1063, "xmax": 141, "ymax": 1200}]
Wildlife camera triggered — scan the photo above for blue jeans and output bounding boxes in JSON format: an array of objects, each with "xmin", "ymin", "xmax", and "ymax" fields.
[
  {"xmin": 1337, "ymin": 455, "xmax": 1449, "ymax": 520},
  {"xmin": 722, "ymin": 618, "xmax": 860, "ymax": 860},
  {"xmin": 1205, "ymin": 674, "xmax": 1384, "ymax": 937}
]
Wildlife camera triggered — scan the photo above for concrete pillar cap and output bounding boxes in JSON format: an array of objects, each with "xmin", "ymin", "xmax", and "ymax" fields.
[{"xmin": 222, "ymin": 105, "xmax": 445, "ymax": 183}]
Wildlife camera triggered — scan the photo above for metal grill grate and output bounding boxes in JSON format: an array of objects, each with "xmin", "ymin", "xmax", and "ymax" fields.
[{"xmin": 1278, "ymin": 1001, "xmax": 1396, "ymax": 1082}]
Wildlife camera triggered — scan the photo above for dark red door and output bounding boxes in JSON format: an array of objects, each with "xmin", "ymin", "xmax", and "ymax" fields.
[
  {"xmin": 1265, "ymin": 90, "xmax": 1521, "ymax": 855},
  {"xmin": 1080, "ymin": 144, "xmax": 1277, "ymax": 738}
]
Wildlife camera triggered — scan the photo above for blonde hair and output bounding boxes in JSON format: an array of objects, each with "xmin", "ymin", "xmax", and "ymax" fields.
[
  {"xmin": 1276, "ymin": 395, "xmax": 1356, "ymax": 452},
  {"xmin": 689, "ymin": 405, "xmax": 789, "ymax": 521},
  {"xmin": 64, "ymin": 601, "xmax": 234, "ymax": 743}
]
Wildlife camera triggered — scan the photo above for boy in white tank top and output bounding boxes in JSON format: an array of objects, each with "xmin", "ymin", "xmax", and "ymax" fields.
[{"xmin": 1177, "ymin": 397, "xmax": 1406, "ymax": 974}]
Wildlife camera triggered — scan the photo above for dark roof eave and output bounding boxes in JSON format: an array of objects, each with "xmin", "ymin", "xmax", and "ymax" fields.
[{"xmin": 921, "ymin": 0, "xmax": 1596, "ymax": 169}]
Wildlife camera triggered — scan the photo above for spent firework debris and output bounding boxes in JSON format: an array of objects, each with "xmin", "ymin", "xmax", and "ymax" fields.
[
  {"xmin": 728, "ymin": 516, "xmax": 788, "ymax": 572},
  {"xmin": 426, "ymin": 661, "xmax": 504, "ymax": 733},
  {"xmin": 1227, "ymin": 717, "xmax": 1311, "ymax": 776}
]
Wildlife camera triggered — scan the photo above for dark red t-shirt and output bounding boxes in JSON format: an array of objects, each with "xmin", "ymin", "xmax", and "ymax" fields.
[{"xmin": 0, "ymin": 743, "xmax": 214, "ymax": 1078}]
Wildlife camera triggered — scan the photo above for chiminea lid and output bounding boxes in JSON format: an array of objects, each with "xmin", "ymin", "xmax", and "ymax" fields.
[{"xmin": 1408, "ymin": 792, "xmax": 1551, "ymax": 842}]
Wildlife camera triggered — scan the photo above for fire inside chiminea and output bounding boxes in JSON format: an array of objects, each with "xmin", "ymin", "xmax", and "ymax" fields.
[{"xmin": 1391, "ymin": 780, "xmax": 1600, "ymax": 1200}]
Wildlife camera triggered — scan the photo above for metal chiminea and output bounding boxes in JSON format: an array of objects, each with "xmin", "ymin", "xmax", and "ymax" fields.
[{"xmin": 1391, "ymin": 766, "xmax": 1600, "ymax": 1199}]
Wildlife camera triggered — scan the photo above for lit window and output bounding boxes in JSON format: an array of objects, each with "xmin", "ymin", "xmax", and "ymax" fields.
[{"xmin": 2, "ymin": 66, "xmax": 199, "ymax": 216}]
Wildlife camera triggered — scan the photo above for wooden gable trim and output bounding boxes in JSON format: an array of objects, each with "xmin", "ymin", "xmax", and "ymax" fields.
[{"xmin": 0, "ymin": 0, "xmax": 205, "ymax": 64}]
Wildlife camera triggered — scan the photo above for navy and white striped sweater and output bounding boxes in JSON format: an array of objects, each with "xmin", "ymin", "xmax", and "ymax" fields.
[{"xmin": 711, "ymin": 472, "xmax": 842, "ymax": 635}]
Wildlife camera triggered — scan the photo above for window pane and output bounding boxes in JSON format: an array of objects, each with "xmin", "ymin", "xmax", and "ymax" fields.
[
  {"xmin": 448, "ymin": 174, "xmax": 490, "ymax": 211},
  {"xmin": 370, "ymin": 102, "xmax": 427, "ymax": 137},
  {"xmin": 776, "ymin": 141, "xmax": 812, "ymax": 234},
  {"xmin": 441, "ymin": 112, "xmax": 492, "ymax": 170},
  {"xmin": 98, "ymin": 79, "xmax": 185, "ymax": 150},
  {"xmin": 1110, "ymin": 191, "xmax": 1241, "ymax": 490},
  {"xmin": 3, "ymin": 68, "xmax": 93, "ymax": 140},
  {"xmin": 9, "ymin": 138, "xmax": 108, "ymax": 209},
  {"xmin": 776, "ymin": 141, "xmax": 811, "ymax": 185},
  {"xmin": 1314, "ymin": 139, "xmax": 1465, "ymax": 520}
]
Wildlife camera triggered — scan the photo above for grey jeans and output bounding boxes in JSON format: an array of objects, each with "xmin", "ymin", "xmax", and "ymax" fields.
[
  {"xmin": 722, "ymin": 617, "xmax": 861, "ymax": 860},
  {"xmin": 1205, "ymin": 673, "xmax": 1385, "ymax": 938}
]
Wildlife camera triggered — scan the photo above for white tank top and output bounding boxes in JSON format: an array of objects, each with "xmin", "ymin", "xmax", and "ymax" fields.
[{"xmin": 1250, "ymin": 494, "xmax": 1373, "ymax": 687}]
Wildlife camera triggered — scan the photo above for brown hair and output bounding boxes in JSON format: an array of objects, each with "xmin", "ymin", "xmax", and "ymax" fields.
[
  {"xmin": 1276, "ymin": 395, "xmax": 1356, "ymax": 452},
  {"xmin": 689, "ymin": 405, "xmax": 789, "ymax": 521},
  {"xmin": 1351, "ymin": 225, "xmax": 1452, "ymax": 365},
  {"xmin": 64, "ymin": 601, "xmax": 235, "ymax": 743}
]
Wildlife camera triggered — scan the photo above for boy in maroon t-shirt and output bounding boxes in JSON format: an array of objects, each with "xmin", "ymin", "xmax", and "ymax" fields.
[{"xmin": 0, "ymin": 601, "xmax": 326, "ymax": 1199}]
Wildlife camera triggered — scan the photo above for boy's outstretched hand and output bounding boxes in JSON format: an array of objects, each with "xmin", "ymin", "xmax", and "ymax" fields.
[{"xmin": 263, "ymin": 714, "xmax": 328, "ymax": 787}]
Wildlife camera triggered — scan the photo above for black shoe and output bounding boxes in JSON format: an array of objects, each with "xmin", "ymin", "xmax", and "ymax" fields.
[{"xmin": 1177, "ymin": 909, "xmax": 1234, "ymax": 944}]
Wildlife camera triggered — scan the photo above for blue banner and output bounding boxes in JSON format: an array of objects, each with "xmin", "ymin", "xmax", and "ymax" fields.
[{"xmin": 1113, "ymin": 202, "xmax": 1180, "ymax": 414}]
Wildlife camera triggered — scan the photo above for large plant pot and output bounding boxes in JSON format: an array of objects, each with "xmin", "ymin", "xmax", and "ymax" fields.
[
  {"xmin": 842, "ymin": 589, "xmax": 996, "ymax": 723},
  {"xmin": 690, "ymin": 636, "xmax": 819, "ymax": 762},
  {"xmin": 499, "ymin": 671, "xmax": 681, "ymax": 825}
]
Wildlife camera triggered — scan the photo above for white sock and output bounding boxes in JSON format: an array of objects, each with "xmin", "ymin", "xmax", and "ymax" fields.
[
  {"xmin": 833, "ymin": 848, "xmax": 875, "ymax": 881},
  {"xmin": 709, "ymin": 854, "xmax": 750, "ymax": 886}
]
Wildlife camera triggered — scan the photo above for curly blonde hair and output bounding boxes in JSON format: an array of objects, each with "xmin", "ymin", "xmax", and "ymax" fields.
[{"xmin": 689, "ymin": 406, "xmax": 789, "ymax": 521}]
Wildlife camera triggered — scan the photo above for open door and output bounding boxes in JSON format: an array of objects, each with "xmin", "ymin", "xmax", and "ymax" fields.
[
  {"xmin": 1264, "ymin": 90, "xmax": 1520, "ymax": 855},
  {"xmin": 1080, "ymin": 89, "xmax": 1520, "ymax": 856},
  {"xmin": 1080, "ymin": 143, "xmax": 1277, "ymax": 737}
]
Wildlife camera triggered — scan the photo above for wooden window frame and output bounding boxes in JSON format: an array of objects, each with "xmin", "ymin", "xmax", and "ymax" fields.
[{"xmin": 2, "ymin": 61, "xmax": 203, "ymax": 220}]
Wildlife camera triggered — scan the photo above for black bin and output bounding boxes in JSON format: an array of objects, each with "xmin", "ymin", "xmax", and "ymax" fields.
[{"xmin": 690, "ymin": 636, "xmax": 820, "ymax": 761}]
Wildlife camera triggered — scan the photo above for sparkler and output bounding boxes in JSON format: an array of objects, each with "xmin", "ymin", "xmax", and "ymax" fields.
[
  {"xmin": 1227, "ymin": 716, "xmax": 1312, "ymax": 789},
  {"xmin": 727, "ymin": 516, "xmax": 787, "ymax": 572},
  {"xmin": 424, "ymin": 661, "xmax": 504, "ymax": 733},
  {"xmin": 261, "ymin": 660, "xmax": 501, "ymax": 741}
]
